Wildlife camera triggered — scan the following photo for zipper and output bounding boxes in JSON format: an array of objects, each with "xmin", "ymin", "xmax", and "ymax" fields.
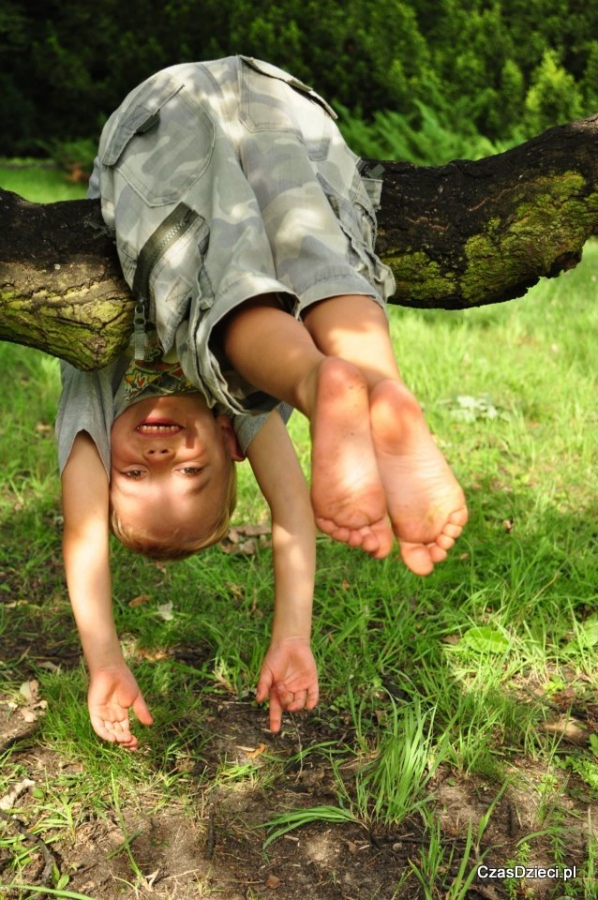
[{"xmin": 131, "ymin": 202, "xmax": 199, "ymax": 359}]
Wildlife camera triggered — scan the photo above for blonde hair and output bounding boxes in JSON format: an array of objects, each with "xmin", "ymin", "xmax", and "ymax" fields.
[{"xmin": 110, "ymin": 461, "xmax": 237, "ymax": 561}]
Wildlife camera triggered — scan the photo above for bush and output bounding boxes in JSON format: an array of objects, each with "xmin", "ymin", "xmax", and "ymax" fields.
[
  {"xmin": 523, "ymin": 49, "xmax": 583, "ymax": 135},
  {"xmin": 2, "ymin": 1, "xmax": 598, "ymax": 157},
  {"xmin": 339, "ymin": 101, "xmax": 512, "ymax": 166}
]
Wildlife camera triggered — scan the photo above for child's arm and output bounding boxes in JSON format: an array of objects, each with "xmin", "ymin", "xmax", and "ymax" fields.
[
  {"xmin": 61, "ymin": 432, "xmax": 153, "ymax": 749},
  {"xmin": 245, "ymin": 411, "xmax": 318, "ymax": 732}
]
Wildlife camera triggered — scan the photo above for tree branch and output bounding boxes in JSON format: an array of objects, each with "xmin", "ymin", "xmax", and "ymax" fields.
[
  {"xmin": 0, "ymin": 191, "xmax": 134, "ymax": 369},
  {"xmin": 375, "ymin": 114, "xmax": 598, "ymax": 308},
  {"xmin": 2, "ymin": 114, "xmax": 598, "ymax": 368}
]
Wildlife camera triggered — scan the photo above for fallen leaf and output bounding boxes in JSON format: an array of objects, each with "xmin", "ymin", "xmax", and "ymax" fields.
[
  {"xmin": 265, "ymin": 874, "xmax": 281, "ymax": 889},
  {"xmin": 129, "ymin": 594, "xmax": 151, "ymax": 608},
  {"xmin": 541, "ymin": 718, "xmax": 588, "ymax": 743},
  {"xmin": 0, "ymin": 779, "xmax": 35, "ymax": 810},
  {"xmin": 17, "ymin": 678, "xmax": 46, "ymax": 721},
  {"xmin": 157, "ymin": 602, "xmax": 174, "ymax": 621},
  {"xmin": 20, "ymin": 680, "xmax": 40, "ymax": 704},
  {"xmin": 220, "ymin": 524, "xmax": 272, "ymax": 555},
  {"xmin": 136, "ymin": 648, "xmax": 170, "ymax": 661},
  {"xmin": 442, "ymin": 634, "xmax": 460, "ymax": 645},
  {"xmin": 221, "ymin": 538, "xmax": 259, "ymax": 555},
  {"xmin": 237, "ymin": 743, "xmax": 266, "ymax": 759},
  {"xmin": 37, "ymin": 661, "xmax": 60, "ymax": 673},
  {"xmin": 229, "ymin": 524, "xmax": 270, "ymax": 539}
]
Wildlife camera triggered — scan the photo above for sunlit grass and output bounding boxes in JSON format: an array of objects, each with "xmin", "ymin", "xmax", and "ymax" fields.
[
  {"xmin": 0, "ymin": 162, "xmax": 87, "ymax": 203},
  {"xmin": 1, "ymin": 168, "xmax": 598, "ymax": 896}
]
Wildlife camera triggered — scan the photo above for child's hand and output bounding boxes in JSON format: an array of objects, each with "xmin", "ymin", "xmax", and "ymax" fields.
[
  {"xmin": 87, "ymin": 664, "xmax": 153, "ymax": 750},
  {"xmin": 256, "ymin": 637, "xmax": 319, "ymax": 733}
]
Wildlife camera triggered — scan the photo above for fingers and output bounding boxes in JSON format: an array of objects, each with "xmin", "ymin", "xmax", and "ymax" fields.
[
  {"xmin": 256, "ymin": 670, "xmax": 273, "ymax": 705},
  {"xmin": 89, "ymin": 694, "xmax": 153, "ymax": 750},
  {"xmin": 268, "ymin": 692, "xmax": 284, "ymax": 733},
  {"xmin": 265, "ymin": 679, "xmax": 320, "ymax": 732},
  {"xmin": 132, "ymin": 694, "xmax": 154, "ymax": 727},
  {"xmin": 90, "ymin": 714, "xmax": 139, "ymax": 750},
  {"xmin": 305, "ymin": 679, "xmax": 319, "ymax": 710}
]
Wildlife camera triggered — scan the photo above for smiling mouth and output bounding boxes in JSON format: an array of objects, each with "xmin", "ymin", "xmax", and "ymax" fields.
[{"xmin": 136, "ymin": 418, "xmax": 182, "ymax": 435}]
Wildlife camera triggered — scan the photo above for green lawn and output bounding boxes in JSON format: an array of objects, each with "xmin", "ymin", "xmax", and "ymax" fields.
[{"xmin": 1, "ymin": 167, "xmax": 597, "ymax": 899}]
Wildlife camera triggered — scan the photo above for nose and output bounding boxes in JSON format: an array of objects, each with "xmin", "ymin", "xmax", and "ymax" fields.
[{"xmin": 143, "ymin": 445, "xmax": 174, "ymax": 460}]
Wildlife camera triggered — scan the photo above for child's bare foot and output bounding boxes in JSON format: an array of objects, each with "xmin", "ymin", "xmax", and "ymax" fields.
[
  {"xmin": 370, "ymin": 380, "xmax": 468, "ymax": 575},
  {"xmin": 311, "ymin": 357, "xmax": 394, "ymax": 557}
]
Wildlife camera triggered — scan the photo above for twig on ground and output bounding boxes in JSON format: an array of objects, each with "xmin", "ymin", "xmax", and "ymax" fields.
[{"xmin": 0, "ymin": 807, "xmax": 57, "ymax": 885}]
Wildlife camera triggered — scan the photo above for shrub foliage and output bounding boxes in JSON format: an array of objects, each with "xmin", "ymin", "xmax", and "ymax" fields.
[{"xmin": 1, "ymin": 0, "xmax": 597, "ymax": 161}]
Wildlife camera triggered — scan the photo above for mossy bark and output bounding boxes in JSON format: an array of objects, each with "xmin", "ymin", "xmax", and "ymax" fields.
[
  {"xmin": 375, "ymin": 114, "xmax": 598, "ymax": 308},
  {"xmin": 0, "ymin": 191, "xmax": 134, "ymax": 369},
  {"xmin": 3, "ymin": 114, "xmax": 598, "ymax": 370}
]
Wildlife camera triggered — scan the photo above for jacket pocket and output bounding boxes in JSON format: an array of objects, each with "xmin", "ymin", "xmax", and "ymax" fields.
[
  {"xmin": 100, "ymin": 73, "xmax": 214, "ymax": 207},
  {"xmin": 239, "ymin": 56, "xmax": 334, "ymax": 161}
]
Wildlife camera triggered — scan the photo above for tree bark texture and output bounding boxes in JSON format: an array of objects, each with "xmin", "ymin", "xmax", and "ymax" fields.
[
  {"xmin": 0, "ymin": 192, "xmax": 134, "ymax": 370},
  {"xmin": 2, "ymin": 114, "xmax": 598, "ymax": 370}
]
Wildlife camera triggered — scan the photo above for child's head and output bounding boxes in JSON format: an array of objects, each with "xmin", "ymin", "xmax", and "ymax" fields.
[{"xmin": 109, "ymin": 394, "xmax": 243, "ymax": 560}]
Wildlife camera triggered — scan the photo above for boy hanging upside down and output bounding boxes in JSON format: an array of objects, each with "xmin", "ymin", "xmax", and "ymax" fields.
[{"xmin": 57, "ymin": 56, "xmax": 467, "ymax": 748}]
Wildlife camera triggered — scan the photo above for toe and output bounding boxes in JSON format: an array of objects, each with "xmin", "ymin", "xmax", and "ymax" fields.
[
  {"xmin": 429, "ymin": 544, "xmax": 448, "ymax": 564},
  {"xmin": 435, "ymin": 532, "xmax": 456, "ymax": 551},
  {"xmin": 400, "ymin": 542, "xmax": 435, "ymax": 576}
]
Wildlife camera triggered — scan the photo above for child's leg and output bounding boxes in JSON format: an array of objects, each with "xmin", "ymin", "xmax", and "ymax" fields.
[
  {"xmin": 302, "ymin": 295, "xmax": 468, "ymax": 575},
  {"xmin": 222, "ymin": 296, "xmax": 394, "ymax": 556}
]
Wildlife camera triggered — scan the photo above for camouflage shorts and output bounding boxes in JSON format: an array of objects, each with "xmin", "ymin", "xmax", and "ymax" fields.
[{"xmin": 89, "ymin": 55, "xmax": 396, "ymax": 413}]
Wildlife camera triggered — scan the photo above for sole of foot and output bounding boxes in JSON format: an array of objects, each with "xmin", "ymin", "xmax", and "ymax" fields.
[
  {"xmin": 370, "ymin": 379, "xmax": 468, "ymax": 575},
  {"xmin": 311, "ymin": 357, "xmax": 394, "ymax": 556}
]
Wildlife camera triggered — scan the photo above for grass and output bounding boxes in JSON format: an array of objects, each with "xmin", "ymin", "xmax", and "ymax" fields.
[
  {"xmin": 1, "ymin": 166, "xmax": 598, "ymax": 898},
  {"xmin": 0, "ymin": 160, "xmax": 88, "ymax": 204}
]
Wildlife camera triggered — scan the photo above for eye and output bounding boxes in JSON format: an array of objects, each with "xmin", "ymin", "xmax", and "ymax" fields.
[
  {"xmin": 123, "ymin": 469, "xmax": 144, "ymax": 479},
  {"xmin": 179, "ymin": 466, "xmax": 203, "ymax": 477}
]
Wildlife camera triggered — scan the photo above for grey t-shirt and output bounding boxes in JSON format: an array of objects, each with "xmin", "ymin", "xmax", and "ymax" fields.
[{"xmin": 56, "ymin": 357, "xmax": 291, "ymax": 478}]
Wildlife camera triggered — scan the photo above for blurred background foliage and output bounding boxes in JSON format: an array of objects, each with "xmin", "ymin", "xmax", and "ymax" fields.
[{"xmin": 1, "ymin": 0, "xmax": 598, "ymax": 164}]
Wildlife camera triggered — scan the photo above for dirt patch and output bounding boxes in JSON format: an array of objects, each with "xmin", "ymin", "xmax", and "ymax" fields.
[
  {"xmin": 1, "ymin": 687, "xmax": 596, "ymax": 900},
  {"xmin": 1, "ymin": 559, "xmax": 597, "ymax": 900}
]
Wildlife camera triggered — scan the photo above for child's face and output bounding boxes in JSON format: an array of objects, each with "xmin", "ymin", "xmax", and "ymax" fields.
[{"xmin": 110, "ymin": 393, "xmax": 240, "ymax": 542}]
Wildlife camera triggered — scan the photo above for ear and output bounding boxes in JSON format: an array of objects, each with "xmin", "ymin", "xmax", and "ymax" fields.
[{"xmin": 216, "ymin": 415, "xmax": 245, "ymax": 461}]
